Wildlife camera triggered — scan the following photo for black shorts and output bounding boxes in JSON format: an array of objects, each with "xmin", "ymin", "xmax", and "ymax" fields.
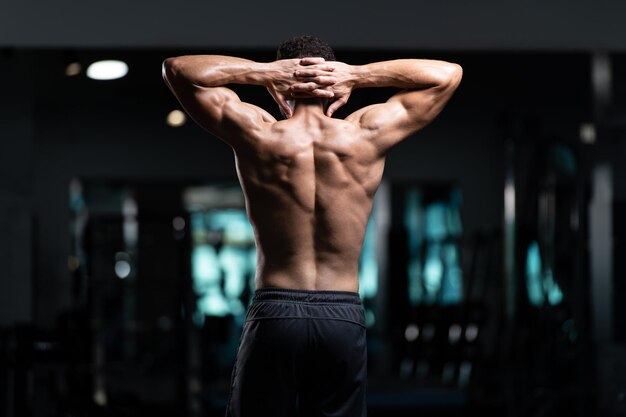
[{"xmin": 226, "ymin": 288, "xmax": 367, "ymax": 417}]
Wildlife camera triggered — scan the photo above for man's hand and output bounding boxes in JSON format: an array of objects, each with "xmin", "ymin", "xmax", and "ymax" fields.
[
  {"xmin": 289, "ymin": 58, "xmax": 337, "ymax": 99},
  {"xmin": 267, "ymin": 58, "xmax": 336, "ymax": 118},
  {"xmin": 265, "ymin": 59, "xmax": 304, "ymax": 118},
  {"xmin": 323, "ymin": 61, "xmax": 355, "ymax": 117},
  {"xmin": 292, "ymin": 59, "xmax": 355, "ymax": 117}
]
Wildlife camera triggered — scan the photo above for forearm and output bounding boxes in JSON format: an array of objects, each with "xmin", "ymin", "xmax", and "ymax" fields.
[
  {"xmin": 350, "ymin": 59, "xmax": 462, "ymax": 90},
  {"xmin": 162, "ymin": 55, "xmax": 273, "ymax": 88}
]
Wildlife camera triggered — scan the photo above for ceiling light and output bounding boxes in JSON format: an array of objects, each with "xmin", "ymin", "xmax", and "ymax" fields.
[
  {"xmin": 167, "ymin": 109, "xmax": 187, "ymax": 127},
  {"xmin": 86, "ymin": 60, "xmax": 128, "ymax": 80},
  {"xmin": 114, "ymin": 260, "xmax": 131, "ymax": 279},
  {"xmin": 580, "ymin": 122, "xmax": 596, "ymax": 144},
  {"xmin": 172, "ymin": 216, "xmax": 186, "ymax": 231}
]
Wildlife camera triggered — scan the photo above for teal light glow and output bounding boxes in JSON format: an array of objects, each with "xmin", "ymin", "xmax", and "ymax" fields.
[
  {"xmin": 191, "ymin": 207, "xmax": 256, "ymax": 321},
  {"xmin": 525, "ymin": 242, "xmax": 563, "ymax": 307},
  {"xmin": 424, "ymin": 245, "xmax": 444, "ymax": 304},
  {"xmin": 441, "ymin": 244, "xmax": 463, "ymax": 305},
  {"xmin": 404, "ymin": 186, "xmax": 464, "ymax": 306},
  {"xmin": 192, "ymin": 245, "xmax": 221, "ymax": 290},
  {"xmin": 205, "ymin": 211, "xmax": 254, "ymax": 243},
  {"xmin": 358, "ymin": 205, "xmax": 379, "ymax": 328},
  {"xmin": 544, "ymin": 267, "xmax": 564, "ymax": 306},
  {"xmin": 359, "ymin": 216, "xmax": 378, "ymax": 299},
  {"xmin": 525, "ymin": 241, "xmax": 544, "ymax": 307},
  {"xmin": 424, "ymin": 203, "xmax": 448, "ymax": 241}
]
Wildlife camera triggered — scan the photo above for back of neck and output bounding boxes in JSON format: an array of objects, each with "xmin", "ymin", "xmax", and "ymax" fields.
[{"xmin": 292, "ymin": 98, "xmax": 326, "ymax": 117}]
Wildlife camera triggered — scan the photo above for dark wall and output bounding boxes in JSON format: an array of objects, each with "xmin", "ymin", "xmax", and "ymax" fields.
[
  {"xmin": 0, "ymin": 51, "xmax": 34, "ymax": 325},
  {"xmin": 1, "ymin": 0, "xmax": 626, "ymax": 50}
]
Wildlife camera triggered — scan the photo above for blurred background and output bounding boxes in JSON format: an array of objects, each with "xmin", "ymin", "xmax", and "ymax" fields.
[{"xmin": 1, "ymin": 1, "xmax": 625, "ymax": 416}]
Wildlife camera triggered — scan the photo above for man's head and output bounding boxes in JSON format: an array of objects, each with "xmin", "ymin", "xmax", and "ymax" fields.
[{"xmin": 276, "ymin": 35, "xmax": 335, "ymax": 61}]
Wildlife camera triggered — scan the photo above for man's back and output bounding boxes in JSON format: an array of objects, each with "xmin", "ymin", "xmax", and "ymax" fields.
[
  {"xmin": 234, "ymin": 106, "xmax": 385, "ymax": 291},
  {"xmin": 162, "ymin": 36, "xmax": 461, "ymax": 417}
]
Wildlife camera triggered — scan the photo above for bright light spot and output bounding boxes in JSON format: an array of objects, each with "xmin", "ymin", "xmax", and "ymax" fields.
[
  {"xmin": 87, "ymin": 60, "xmax": 128, "ymax": 80},
  {"xmin": 405, "ymin": 323, "xmax": 419, "ymax": 342},
  {"xmin": 424, "ymin": 254, "xmax": 443, "ymax": 294},
  {"xmin": 122, "ymin": 194, "xmax": 138, "ymax": 217},
  {"xmin": 448, "ymin": 323, "xmax": 462, "ymax": 344},
  {"xmin": 167, "ymin": 110, "xmax": 187, "ymax": 127},
  {"xmin": 93, "ymin": 389, "xmax": 107, "ymax": 406},
  {"xmin": 114, "ymin": 260, "xmax": 131, "ymax": 279},
  {"xmin": 465, "ymin": 323, "xmax": 479, "ymax": 342},
  {"xmin": 123, "ymin": 220, "xmax": 138, "ymax": 248},
  {"xmin": 580, "ymin": 123, "xmax": 596, "ymax": 144},
  {"xmin": 548, "ymin": 281, "xmax": 564, "ymax": 305},
  {"xmin": 197, "ymin": 290, "xmax": 230, "ymax": 317},
  {"xmin": 526, "ymin": 241, "xmax": 544, "ymax": 307},
  {"xmin": 65, "ymin": 62, "xmax": 82, "ymax": 76},
  {"xmin": 173, "ymin": 216, "xmax": 186, "ymax": 231},
  {"xmin": 504, "ymin": 183, "xmax": 515, "ymax": 222}
]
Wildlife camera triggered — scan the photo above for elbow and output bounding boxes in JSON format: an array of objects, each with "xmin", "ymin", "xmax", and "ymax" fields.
[
  {"xmin": 162, "ymin": 57, "xmax": 183, "ymax": 85},
  {"xmin": 162, "ymin": 58, "xmax": 174, "ymax": 84},
  {"xmin": 430, "ymin": 63, "xmax": 462, "ymax": 90},
  {"xmin": 443, "ymin": 63, "xmax": 463, "ymax": 88},
  {"xmin": 451, "ymin": 63, "xmax": 463, "ymax": 83}
]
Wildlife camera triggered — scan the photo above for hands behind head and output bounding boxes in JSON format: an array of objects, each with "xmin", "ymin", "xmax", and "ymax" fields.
[{"xmin": 267, "ymin": 57, "xmax": 353, "ymax": 118}]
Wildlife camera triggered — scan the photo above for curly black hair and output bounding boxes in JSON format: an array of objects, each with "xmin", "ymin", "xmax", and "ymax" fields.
[{"xmin": 276, "ymin": 35, "xmax": 336, "ymax": 61}]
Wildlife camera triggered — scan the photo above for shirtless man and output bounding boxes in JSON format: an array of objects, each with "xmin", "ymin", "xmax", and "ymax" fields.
[{"xmin": 163, "ymin": 35, "xmax": 462, "ymax": 417}]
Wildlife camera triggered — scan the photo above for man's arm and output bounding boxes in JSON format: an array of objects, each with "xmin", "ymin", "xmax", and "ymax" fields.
[
  {"xmin": 293, "ymin": 59, "xmax": 462, "ymax": 153},
  {"xmin": 162, "ymin": 55, "xmax": 335, "ymax": 146}
]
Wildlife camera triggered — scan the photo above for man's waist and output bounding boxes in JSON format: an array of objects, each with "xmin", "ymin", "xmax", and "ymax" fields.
[
  {"xmin": 252, "ymin": 287, "xmax": 362, "ymax": 305},
  {"xmin": 246, "ymin": 288, "xmax": 366, "ymax": 327}
]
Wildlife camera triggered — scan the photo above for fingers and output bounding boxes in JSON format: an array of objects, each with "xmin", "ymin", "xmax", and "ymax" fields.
[
  {"xmin": 294, "ymin": 66, "xmax": 335, "ymax": 76},
  {"xmin": 326, "ymin": 96, "xmax": 349, "ymax": 117},
  {"xmin": 294, "ymin": 75, "xmax": 337, "ymax": 86},
  {"xmin": 292, "ymin": 63, "xmax": 336, "ymax": 95},
  {"xmin": 299, "ymin": 57, "xmax": 325, "ymax": 65},
  {"xmin": 310, "ymin": 89, "xmax": 334, "ymax": 99},
  {"xmin": 291, "ymin": 82, "xmax": 333, "ymax": 92},
  {"xmin": 290, "ymin": 82, "xmax": 334, "ymax": 99},
  {"xmin": 281, "ymin": 102, "xmax": 293, "ymax": 118},
  {"xmin": 291, "ymin": 89, "xmax": 334, "ymax": 99},
  {"xmin": 274, "ymin": 94, "xmax": 292, "ymax": 118},
  {"xmin": 294, "ymin": 71, "xmax": 336, "ymax": 87}
]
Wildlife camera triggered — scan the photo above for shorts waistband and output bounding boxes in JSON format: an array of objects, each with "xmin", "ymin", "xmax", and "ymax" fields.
[{"xmin": 252, "ymin": 288, "xmax": 362, "ymax": 305}]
